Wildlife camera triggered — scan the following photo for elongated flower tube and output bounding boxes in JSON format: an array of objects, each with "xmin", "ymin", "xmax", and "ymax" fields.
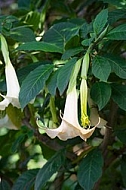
[
  {"xmin": 80, "ymin": 78, "xmax": 90, "ymax": 127},
  {"xmin": 80, "ymin": 52, "xmax": 90, "ymax": 127},
  {"xmin": 37, "ymin": 59, "xmax": 96, "ymax": 141},
  {"xmin": 0, "ymin": 34, "xmax": 20, "ymax": 110}
]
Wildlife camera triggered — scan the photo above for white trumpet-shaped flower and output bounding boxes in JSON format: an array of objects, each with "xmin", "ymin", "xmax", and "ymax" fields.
[
  {"xmin": 0, "ymin": 35, "xmax": 20, "ymax": 110},
  {"xmin": 37, "ymin": 58, "xmax": 98, "ymax": 141},
  {"xmin": 44, "ymin": 86, "xmax": 96, "ymax": 141}
]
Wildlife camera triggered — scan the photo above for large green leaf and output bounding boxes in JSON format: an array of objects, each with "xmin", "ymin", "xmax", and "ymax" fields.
[
  {"xmin": 17, "ymin": 61, "xmax": 51, "ymax": 84},
  {"xmin": 77, "ymin": 148, "xmax": 103, "ymax": 190},
  {"xmin": 61, "ymin": 47, "xmax": 83, "ymax": 60},
  {"xmin": 93, "ymin": 9, "xmax": 108, "ymax": 36},
  {"xmin": 0, "ymin": 179, "xmax": 11, "ymax": 190},
  {"xmin": 107, "ymin": 23, "xmax": 126, "ymax": 40},
  {"xmin": 12, "ymin": 169, "xmax": 39, "ymax": 190},
  {"xmin": 121, "ymin": 155, "xmax": 126, "ymax": 187},
  {"xmin": 43, "ymin": 22, "xmax": 80, "ymax": 52},
  {"xmin": 46, "ymin": 70, "xmax": 59, "ymax": 96},
  {"xmin": 108, "ymin": 9, "xmax": 126, "ymax": 25},
  {"xmin": 111, "ymin": 83, "xmax": 126, "ymax": 111},
  {"xmin": 115, "ymin": 128, "xmax": 126, "ymax": 144},
  {"xmin": 35, "ymin": 149, "xmax": 65, "ymax": 190},
  {"xmin": 19, "ymin": 64, "xmax": 54, "ymax": 108},
  {"xmin": 90, "ymin": 82, "xmax": 111, "ymax": 110},
  {"xmin": 57, "ymin": 58, "xmax": 77, "ymax": 95},
  {"xmin": 92, "ymin": 55, "xmax": 111, "ymax": 81},
  {"xmin": 17, "ymin": 41, "xmax": 63, "ymax": 53},
  {"xmin": 10, "ymin": 27, "xmax": 35, "ymax": 42},
  {"xmin": 104, "ymin": 55, "xmax": 126, "ymax": 79}
]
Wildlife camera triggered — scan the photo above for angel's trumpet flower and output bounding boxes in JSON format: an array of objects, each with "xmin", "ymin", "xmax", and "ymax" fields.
[{"xmin": 0, "ymin": 35, "xmax": 20, "ymax": 110}]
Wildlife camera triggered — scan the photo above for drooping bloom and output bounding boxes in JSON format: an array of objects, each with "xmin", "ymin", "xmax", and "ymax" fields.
[
  {"xmin": 44, "ymin": 86, "xmax": 96, "ymax": 141},
  {"xmin": 40, "ymin": 58, "xmax": 96, "ymax": 141},
  {"xmin": 0, "ymin": 35, "xmax": 20, "ymax": 110}
]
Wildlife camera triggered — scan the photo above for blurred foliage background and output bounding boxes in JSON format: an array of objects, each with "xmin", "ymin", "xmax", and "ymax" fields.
[{"xmin": 0, "ymin": 0, "xmax": 126, "ymax": 190}]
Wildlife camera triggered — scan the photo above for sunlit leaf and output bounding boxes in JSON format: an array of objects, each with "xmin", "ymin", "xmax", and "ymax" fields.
[{"xmin": 77, "ymin": 148, "xmax": 103, "ymax": 190}]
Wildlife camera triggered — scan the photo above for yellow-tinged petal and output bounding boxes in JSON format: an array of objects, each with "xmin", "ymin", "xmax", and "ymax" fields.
[
  {"xmin": 80, "ymin": 78, "xmax": 90, "ymax": 127},
  {"xmin": 45, "ymin": 86, "xmax": 96, "ymax": 141}
]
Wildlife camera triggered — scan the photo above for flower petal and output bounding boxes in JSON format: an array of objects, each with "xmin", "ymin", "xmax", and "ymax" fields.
[{"xmin": 0, "ymin": 97, "xmax": 11, "ymax": 110}]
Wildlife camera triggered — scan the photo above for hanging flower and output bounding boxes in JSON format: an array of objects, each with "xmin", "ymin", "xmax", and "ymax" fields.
[
  {"xmin": 0, "ymin": 35, "xmax": 20, "ymax": 110},
  {"xmin": 38, "ymin": 86, "xmax": 96, "ymax": 141}
]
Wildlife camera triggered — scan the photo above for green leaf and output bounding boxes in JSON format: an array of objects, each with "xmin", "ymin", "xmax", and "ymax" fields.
[
  {"xmin": 90, "ymin": 82, "xmax": 111, "ymax": 110},
  {"xmin": 11, "ymin": 134, "xmax": 25, "ymax": 153},
  {"xmin": 61, "ymin": 47, "xmax": 83, "ymax": 60},
  {"xmin": 93, "ymin": 9, "xmax": 108, "ymax": 36},
  {"xmin": 77, "ymin": 148, "xmax": 103, "ymax": 190},
  {"xmin": 17, "ymin": 61, "xmax": 51, "ymax": 84},
  {"xmin": 111, "ymin": 83, "xmax": 126, "ymax": 111},
  {"xmin": 47, "ymin": 70, "xmax": 59, "ymax": 96},
  {"xmin": 0, "ymin": 179, "xmax": 11, "ymax": 190},
  {"xmin": 121, "ymin": 155, "xmax": 126, "ymax": 187},
  {"xmin": 101, "ymin": 0, "xmax": 124, "ymax": 7},
  {"xmin": 115, "ymin": 128, "xmax": 126, "ymax": 144},
  {"xmin": 43, "ymin": 22, "xmax": 79, "ymax": 52},
  {"xmin": 35, "ymin": 149, "xmax": 65, "ymax": 190},
  {"xmin": 107, "ymin": 24, "xmax": 126, "ymax": 40},
  {"xmin": 57, "ymin": 58, "xmax": 77, "ymax": 95},
  {"xmin": 92, "ymin": 55, "xmax": 111, "ymax": 81},
  {"xmin": 12, "ymin": 169, "xmax": 39, "ymax": 190},
  {"xmin": 80, "ymin": 22, "xmax": 93, "ymax": 39},
  {"xmin": 104, "ymin": 55, "xmax": 126, "ymax": 79},
  {"xmin": 17, "ymin": 41, "xmax": 63, "ymax": 53},
  {"xmin": 18, "ymin": 0, "xmax": 31, "ymax": 8},
  {"xmin": 10, "ymin": 27, "xmax": 35, "ymax": 42},
  {"xmin": 19, "ymin": 64, "xmax": 54, "ymax": 108},
  {"xmin": 108, "ymin": 9, "xmax": 126, "ymax": 25}
]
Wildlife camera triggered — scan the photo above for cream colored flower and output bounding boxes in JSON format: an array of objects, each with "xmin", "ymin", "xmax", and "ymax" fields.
[
  {"xmin": 0, "ymin": 35, "xmax": 20, "ymax": 110},
  {"xmin": 44, "ymin": 86, "xmax": 96, "ymax": 141}
]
